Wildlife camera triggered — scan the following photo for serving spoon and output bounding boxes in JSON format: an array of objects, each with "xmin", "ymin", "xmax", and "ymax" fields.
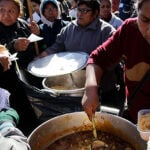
[{"xmin": 90, "ymin": 115, "xmax": 109, "ymax": 150}]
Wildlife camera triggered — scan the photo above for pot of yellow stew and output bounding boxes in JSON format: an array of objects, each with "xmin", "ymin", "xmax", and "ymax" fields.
[{"xmin": 28, "ymin": 112, "xmax": 146, "ymax": 150}]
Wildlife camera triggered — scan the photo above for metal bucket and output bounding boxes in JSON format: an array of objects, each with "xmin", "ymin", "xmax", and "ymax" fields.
[{"xmin": 42, "ymin": 70, "xmax": 85, "ymax": 97}]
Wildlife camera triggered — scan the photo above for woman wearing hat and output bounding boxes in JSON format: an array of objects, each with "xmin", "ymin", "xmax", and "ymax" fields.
[{"xmin": 37, "ymin": 0, "xmax": 69, "ymax": 52}]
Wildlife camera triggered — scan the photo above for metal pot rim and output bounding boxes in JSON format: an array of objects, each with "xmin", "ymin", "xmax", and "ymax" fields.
[{"xmin": 28, "ymin": 112, "xmax": 147, "ymax": 150}]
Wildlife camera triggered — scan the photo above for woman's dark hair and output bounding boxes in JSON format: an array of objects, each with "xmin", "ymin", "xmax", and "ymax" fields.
[
  {"xmin": 99, "ymin": 0, "xmax": 111, "ymax": 6},
  {"xmin": 77, "ymin": 0, "xmax": 100, "ymax": 15},
  {"xmin": 31, "ymin": 0, "xmax": 41, "ymax": 5},
  {"xmin": 136, "ymin": 0, "xmax": 150, "ymax": 11}
]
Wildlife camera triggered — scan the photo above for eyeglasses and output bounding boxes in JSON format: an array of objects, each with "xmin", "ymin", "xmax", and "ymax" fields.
[
  {"xmin": 77, "ymin": 8, "xmax": 92, "ymax": 14},
  {"xmin": 0, "ymin": 7, "xmax": 17, "ymax": 15}
]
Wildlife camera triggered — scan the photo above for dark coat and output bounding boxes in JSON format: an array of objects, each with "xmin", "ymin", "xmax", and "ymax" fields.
[
  {"xmin": 0, "ymin": 18, "xmax": 36, "ymax": 69},
  {"xmin": 38, "ymin": 19, "xmax": 68, "ymax": 53}
]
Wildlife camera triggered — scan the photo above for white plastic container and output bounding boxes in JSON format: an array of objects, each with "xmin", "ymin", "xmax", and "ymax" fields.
[{"xmin": 137, "ymin": 109, "xmax": 150, "ymax": 141}]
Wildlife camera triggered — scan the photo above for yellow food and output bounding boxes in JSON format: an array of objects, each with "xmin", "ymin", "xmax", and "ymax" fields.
[
  {"xmin": 45, "ymin": 130, "xmax": 135, "ymax": 150},
  {"xmin": 139, "ymin": 112, "xmax": 150, "ymax": 131}
]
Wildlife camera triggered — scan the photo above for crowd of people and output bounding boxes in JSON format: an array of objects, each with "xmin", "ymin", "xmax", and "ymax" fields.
[{"xmin": 0, "ymin": 0, "xmax": 149, "ymax": 149}]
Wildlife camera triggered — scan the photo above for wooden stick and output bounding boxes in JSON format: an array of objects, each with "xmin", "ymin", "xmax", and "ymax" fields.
[{"xmin": 26, "ymin": 0, "xmax": 39, "ymax": 56}]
